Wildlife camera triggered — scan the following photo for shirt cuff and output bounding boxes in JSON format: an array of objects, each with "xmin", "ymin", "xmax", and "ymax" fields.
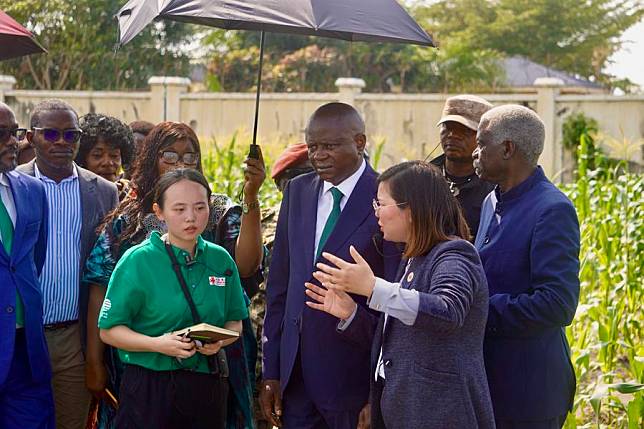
[
  {"xmin": 368, "ymin": 277, "xmax": 420, "ymax": 326},
  {"xmin": 336, "ymin": 304, "xmax": 358, "ymax": 332}
]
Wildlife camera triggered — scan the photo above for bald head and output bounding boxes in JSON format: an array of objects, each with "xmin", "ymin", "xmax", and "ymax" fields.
[
  {"xmin": 0, "ymin": 102, "xmax": 13, "ymax": 116},
  {"xmin": 307, "ymin": 102, "xmax": 365, "ymax": 136},
  {"xmin": 305, "ymin": 102, "xmax": 367, "ymax": 185}
]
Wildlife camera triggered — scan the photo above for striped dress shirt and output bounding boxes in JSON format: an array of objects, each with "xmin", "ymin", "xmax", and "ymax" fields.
[{"xmin": 35, "ymin": 164, "xmax": 82, "ymax": 325}]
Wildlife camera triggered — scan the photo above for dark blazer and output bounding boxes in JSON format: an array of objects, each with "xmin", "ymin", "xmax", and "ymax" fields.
[
  {"xmin": 345, "ymin": 239, "xmax": 495, "ymax": 429},
  {"xmin": 17, "ymin": 160, "xmax": 119, "ymax": 344},
  {"xmin": 263, "ymin": 165, "xmax": 401, "ymax": 411},
  {"xmin": 0, "ymin": 171, "xmax": 50, "ymax": 386},
  {"xmin": 475, "ymin": 167, "xmax": 580, "ymax": 421}
]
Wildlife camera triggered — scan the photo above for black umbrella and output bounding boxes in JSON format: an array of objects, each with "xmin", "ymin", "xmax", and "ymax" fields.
[
  {"xmin": 116, "ymin": 0, "xmax": 434, "ymax": 146},
  {"xmin": 0, "ymin": 9, "xmax": 47, "ymax": 61}
]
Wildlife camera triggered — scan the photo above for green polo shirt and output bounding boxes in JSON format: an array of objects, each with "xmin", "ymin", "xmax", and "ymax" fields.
[{"xmin": 98, "ymin": 231, "xmax": 248, "ymax": 373}]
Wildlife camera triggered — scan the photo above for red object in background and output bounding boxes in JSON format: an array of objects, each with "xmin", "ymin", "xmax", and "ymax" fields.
[
  {"xmin": 0, "ymin": 9, "xmax": 47, "ymax": 61},
  {"xmin": 271, "ymin": 143, "xmax": 310, "ymax": 179}
]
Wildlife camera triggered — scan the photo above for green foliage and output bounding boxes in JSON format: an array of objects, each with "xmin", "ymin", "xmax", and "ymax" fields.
[
  {"xmin": 0, "ymin": 0, "xmax": 195, "ymax": 90},
  {"xmin": 560, "ymin": 139, "xmax": 643, "ymax": 427},
  {"xmin": 562, "ymin": 112, "xmax": 600, "ymax": 171},
  {"xmin": 200, "ymin": 135, "xmax": 282, "ymax": 210},
  {"xmin": 413, "ymin": 0, "xmax": 643, "ymax": 90},
  {"xmin": 203, "ymin": 0, "xmax": 642, "ymax": 93}
]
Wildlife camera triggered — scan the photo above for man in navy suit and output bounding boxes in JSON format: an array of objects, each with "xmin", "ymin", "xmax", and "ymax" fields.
[
  {"xmin": 260, "ymin": 103, "xmax": 401, "ymax": 429},
  {"xmin": 474, "ymin": 105, "xmax": 580, "ymax": 428},
  {"xmin": 0, "ymin": 102, "xmax": 54, "ymax": 428}
]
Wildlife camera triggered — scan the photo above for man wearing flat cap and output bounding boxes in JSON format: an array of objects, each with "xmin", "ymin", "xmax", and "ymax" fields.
[{"xmin": 431, "ymin": 94, "xmax": 494, "ymax": 239}]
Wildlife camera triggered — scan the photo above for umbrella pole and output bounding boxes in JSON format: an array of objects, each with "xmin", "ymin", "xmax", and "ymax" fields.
[{"xmin": 252, "ymin": 31, "xmax": 265, "ymax": 146}]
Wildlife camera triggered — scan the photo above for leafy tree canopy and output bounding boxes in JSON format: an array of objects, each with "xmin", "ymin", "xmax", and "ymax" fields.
[
  {"xmin": 0, "ymin": 0, "xmax": 641, "ymax": 92},
  {"xmin": 0, "ymin": 0, "xmax": 195, "ymax": 90},
  {"xmin": 204, "ymin": 0, "xmax": 642, "ymax": 93}
]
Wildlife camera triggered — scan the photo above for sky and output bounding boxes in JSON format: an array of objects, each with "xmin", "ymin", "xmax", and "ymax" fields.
[{"xmin": 605, "ymin": 20, "xmax": 644, "ymax": 88}]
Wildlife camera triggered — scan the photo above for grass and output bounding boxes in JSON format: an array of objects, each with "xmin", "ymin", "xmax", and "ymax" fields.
[{"xmin": 201, "ymin": 132, "xmax": 643, "ymax": 428}]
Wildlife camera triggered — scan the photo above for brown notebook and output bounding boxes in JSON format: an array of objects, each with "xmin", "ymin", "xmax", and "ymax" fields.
[{"xmin": 172, "ymin": 323, "xmax": 239, "ymax": 343}]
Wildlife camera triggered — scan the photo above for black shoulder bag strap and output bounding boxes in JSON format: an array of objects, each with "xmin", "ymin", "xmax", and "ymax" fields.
[{"xmin": 164, "ymin": 241, "xmax": 228, "ymax": 377}]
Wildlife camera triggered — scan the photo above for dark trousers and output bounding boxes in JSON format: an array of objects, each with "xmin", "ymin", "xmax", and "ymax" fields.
[
  {"xmin": 115, "ymin": 364, "xmax": 228, "ymax": 429},
  {"xmin": 495, "ymin": 415, "xmax": 568, "ymax": 429},
  {"xmin": 0, "ymin": 329, "xmax": 55, "ymax": 429},
  {"xmin": 282, "ymin": 353, "xmax": 361, "ymax": 429},
  {"xmin": 369, "ymin": 376, "xmax": 386, "ymax": 429}
]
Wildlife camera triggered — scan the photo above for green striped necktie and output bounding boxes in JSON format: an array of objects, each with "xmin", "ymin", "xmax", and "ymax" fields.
[
  {"xmin": 0, "ymin": 196, "xmax": 24, "ymax": 327},
  {"xmin": 316, "ymin": 187, "xmax": 343, "ymax": 260}
]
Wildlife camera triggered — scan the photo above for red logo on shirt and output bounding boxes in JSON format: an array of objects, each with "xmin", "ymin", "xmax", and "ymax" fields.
[{"xmin": 209, "ymin": 276, "xmax": 226, "ymax": 287}]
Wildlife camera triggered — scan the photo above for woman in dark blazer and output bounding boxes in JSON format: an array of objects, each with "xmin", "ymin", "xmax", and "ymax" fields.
[{"xmin": 305, "ymin": 160, "xmax": 495, "ymax": 429}]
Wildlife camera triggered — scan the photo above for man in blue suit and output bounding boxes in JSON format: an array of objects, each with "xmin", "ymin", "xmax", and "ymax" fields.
[
  {"xmin": 474, "ymin": 105, "xmax": 580, "ymax": 428},
  {"xmin": 260, "ymin": 103, "xmax": 401, "ymax": 429},
  {"xmin": 0, "ymin": 102, "xmax": 54, "ymax": 428}
]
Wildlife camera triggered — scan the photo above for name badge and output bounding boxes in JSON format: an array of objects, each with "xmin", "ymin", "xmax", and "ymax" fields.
[{"xmin": 209, "ymin": 276, "xmax": 226, "ymax": 287}]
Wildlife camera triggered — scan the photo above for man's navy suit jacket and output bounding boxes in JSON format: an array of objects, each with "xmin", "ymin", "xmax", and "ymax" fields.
[
  {"xmin": 0, "ymin": 171, "xmax": 50, "ymax": 386},
  {"xmin": 263, "ymin": 165, "xmax": 401, "ymax": 411},
  {"xmin": 475, "ymin": 167, "xmax": 580, "ymax": 421}
]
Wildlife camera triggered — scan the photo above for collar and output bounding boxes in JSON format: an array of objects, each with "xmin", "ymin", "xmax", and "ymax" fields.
[
  {"xmin": 430, "ymin": 153, "xmax": 446, "ymax": 167},
  {"xmin": 150, "ymin": 231, "xmax": 206, "ymax": 262},
  {"xmin": 34, "ymin": 162, "xmax": 79, "ymax": 182},
  {"xmin": 494, "ymin": 166, "xmax": 545, "ymax": 203},
  {"xmin": 0, "ymin": 172, "xmax": 9, "ymax": 188},
  {"xmin": 322, "ymin": 158, "xmax": 366, "ymax": 198}
]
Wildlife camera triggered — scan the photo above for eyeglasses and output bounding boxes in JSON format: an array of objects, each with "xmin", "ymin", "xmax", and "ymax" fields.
[
  {"xmin": 32, "ymin": 127, "xmax": 82, "ymax": 144},
  {"xmin": 159, "ymin": 151, "xmax": 199, "ymax": 165},
  {"xmin": 0, "ymin": 127, "xmax": 27, "ymax": 143},
  {"xmin": 372, "ymin": 199, "xmax": 407, "ymax": 211}
]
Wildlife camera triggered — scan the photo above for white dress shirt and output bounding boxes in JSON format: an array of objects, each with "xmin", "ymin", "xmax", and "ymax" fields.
[
  {"xmin": 313, "ymin": 158, "xmax": 366, "ymax": 261},
  {"xmin": 0, "ymin": 172, "xmax": 17, "ymax": 239}
]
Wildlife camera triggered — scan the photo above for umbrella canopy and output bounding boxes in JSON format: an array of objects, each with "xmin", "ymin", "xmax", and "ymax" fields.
[
  {"xmin": 117, "ymin": 0, "xmax": 434, "ymax": 47},
  {"xmin": 0, "ymin": 10, "xmax": 47, "ymax": 61},
  {"xmin": 116, "ymin": 0, "xmax": 434, "ymax": 147}
]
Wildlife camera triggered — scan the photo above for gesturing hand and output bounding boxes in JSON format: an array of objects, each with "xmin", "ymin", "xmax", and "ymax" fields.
[
  {"xmin": 314, "ymin": 246, "xmax": 376, "ymax": 298},
  {"xmin": 154, "ymin": 334, "xmax": 196, "ymax": 359},
  {"xmin": 305, "ymin": 282, "xmax": 357, "ymax": 320}
]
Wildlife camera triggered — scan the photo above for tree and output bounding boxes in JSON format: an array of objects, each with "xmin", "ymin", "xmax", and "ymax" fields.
[
  {"xmin": 202, "ymin": 27, "xmax": 504, "ymax": 93},
  {"xmin": 0, "ymin": 0, "xmax": 195, "ymax": 90},
  {"xmin": 413, "ymin": 0, "xmax": 644, "ymax": 88}
]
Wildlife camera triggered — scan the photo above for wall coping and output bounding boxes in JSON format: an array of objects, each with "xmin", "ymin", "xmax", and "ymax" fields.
[
  {"xmin": 0, "ymin": 75, "xmax": 17, "ymax": 86},
  {"xmin": 148, "ymin": 76, "xmax": 191, "ymax": 86},
  {"xmin": 5, "ymin": 90, "xmax": 151, "ymax": 99},
  {"xmin": 335, "ymin": 77, "xmax": 366, "ymax": 89},
  {"xmin": 556, "ymin": 94, "xmax": 644, "ymax": 102},
  {"xmin": 180, "ymin": 92, "xmax": 339, "ymax": 100}
]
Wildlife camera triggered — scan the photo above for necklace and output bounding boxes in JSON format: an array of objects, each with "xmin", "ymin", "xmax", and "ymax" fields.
[{"xmin": 442, "ymin": 164, "xmax": 473, "ymax": 197}]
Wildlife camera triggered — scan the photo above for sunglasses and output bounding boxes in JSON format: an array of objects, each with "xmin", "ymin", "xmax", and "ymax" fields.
[
  {"xmin": 32, "ymin": 127, "xmax": 82, "ymax": 144},
  {"xmin": 0, "ymin": 127, "xmax": 27, "ymax": 143},
  {"xmin": 159, "ymin": 151, "xmax": 199, "ymax": 165}
]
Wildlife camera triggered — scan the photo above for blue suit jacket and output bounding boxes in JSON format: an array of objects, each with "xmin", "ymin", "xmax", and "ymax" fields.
[
  {"xmin": 0, "ymin": 171, "xmax": 50, "ymax": 386},
  {"xmin": 263, "ymin": 165, "xmax": 401, "ymax": 411},
  {"xmin": 475, "ymin": 167, "xmax": 580, "ymax": 421}
]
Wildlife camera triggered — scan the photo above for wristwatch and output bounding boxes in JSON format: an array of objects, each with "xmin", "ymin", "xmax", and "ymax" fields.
[{"xmin": 242, "ymin": 199, "xmax": 260, "ymax": 214}]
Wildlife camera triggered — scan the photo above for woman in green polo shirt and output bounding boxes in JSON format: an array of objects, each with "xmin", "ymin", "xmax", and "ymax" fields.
[{"xmin": 98, "ymin": 168, "xmax": 248, "ymax": 429}]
